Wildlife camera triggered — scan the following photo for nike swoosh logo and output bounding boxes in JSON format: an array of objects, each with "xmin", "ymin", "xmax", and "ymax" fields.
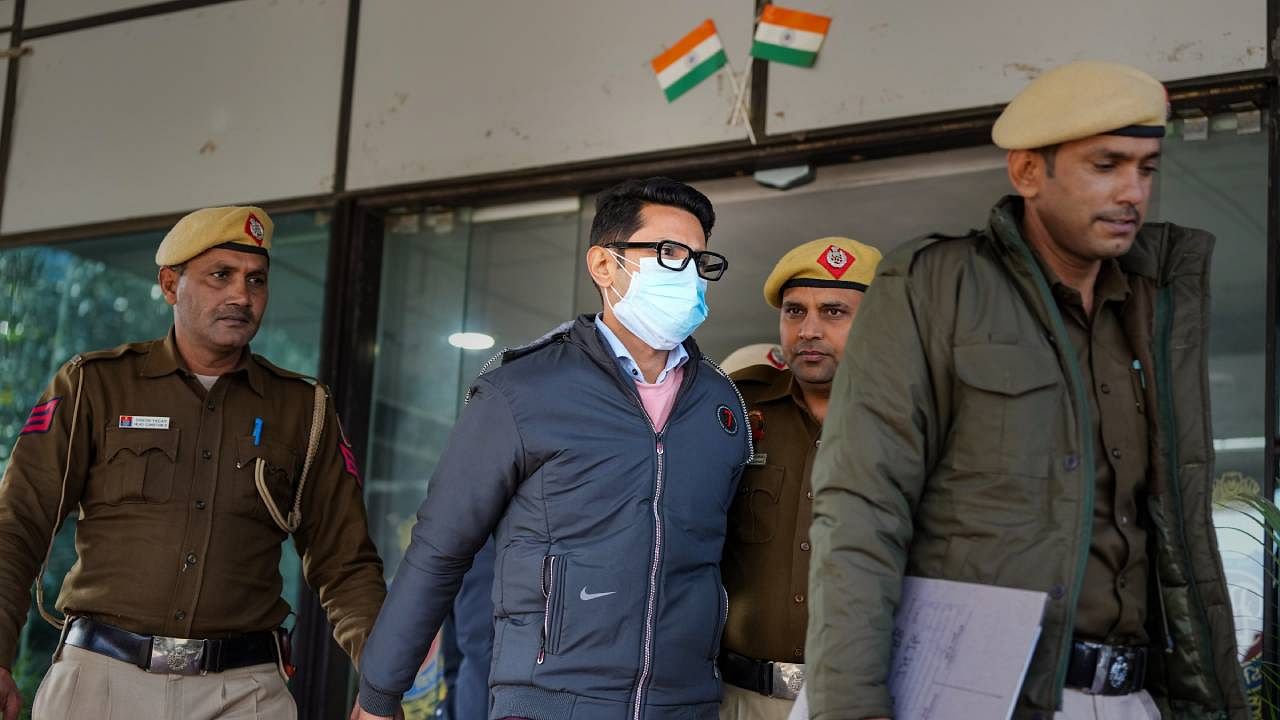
[{"xmin": 580, "ymin": 588, "xmax": 617, "ymax": 601}]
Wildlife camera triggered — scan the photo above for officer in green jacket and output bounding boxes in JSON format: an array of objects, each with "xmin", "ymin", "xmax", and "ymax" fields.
[{"xmin": 807, "ymin": 61, "xmax": 1248, "ymax": 720}]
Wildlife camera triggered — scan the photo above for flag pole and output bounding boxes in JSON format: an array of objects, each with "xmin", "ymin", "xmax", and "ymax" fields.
[{"xmin": 722, "ymin": 59, "xmax": 756, "ymax": 145}]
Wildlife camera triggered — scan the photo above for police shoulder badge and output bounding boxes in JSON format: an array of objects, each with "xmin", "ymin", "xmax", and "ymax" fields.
[
  {"xmin": 817, "ymin": 244, "xmax": 853, "ymax": 279},
  {"xmin": 717, "ymin": 404, "xmax": 738, "ymax": 435}
]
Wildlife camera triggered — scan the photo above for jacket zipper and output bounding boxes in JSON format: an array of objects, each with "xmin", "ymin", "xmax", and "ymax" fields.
[
  {"xmin": 701, "ymin": 357, "xmax": 756, "ymax": 465},
  {"xmin": 631, "ymin": 437, "xmax": 665, "ymax": 720},
  {"xmin": 538, "ymin": 554, "xmax": 557, "ymax": 664},
  {"xmin": 1007, "ymin": 234, "xmax": 1096, "ymax": 701},
  {"xmin": 712, "ymin": 583, "xmax": 728, "ymax": 678},
  {"xmin": 1154, "ymin": 285, "xmax": 1223, "ymax": 707},
  {"xmin": 464, "ymin": 347, "xmax": 509, "ymax": 405}
]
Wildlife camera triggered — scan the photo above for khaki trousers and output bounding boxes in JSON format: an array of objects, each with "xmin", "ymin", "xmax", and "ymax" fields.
[
  {"xmin": 1055, "ymin": 689, "xmax": 1161, "ymax": 720},
  {"xmin": 719, "ymin": 682, "xmax": 794, "ymax": 720},
  {"xmin": 32, "ymin": 645, "xmax": 297, "ymax": 720}
]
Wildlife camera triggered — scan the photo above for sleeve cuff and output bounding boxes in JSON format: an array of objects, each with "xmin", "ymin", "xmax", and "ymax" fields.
[{"xmin": 358, "ymin": 677, "xmax": 403, "ymax": 717}]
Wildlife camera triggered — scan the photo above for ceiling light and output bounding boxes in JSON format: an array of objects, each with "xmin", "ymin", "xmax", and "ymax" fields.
[{"xmin": 448, "ymin": 332, "xmax": 495, "ymax": 350}]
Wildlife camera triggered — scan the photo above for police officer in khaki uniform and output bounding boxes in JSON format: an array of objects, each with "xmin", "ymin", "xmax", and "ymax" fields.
[
  {"xmin": 0, "ymin": 207, "xmax": 387, "ymax": 720},
  {"xmin": 720, "ymin": 237, "xmax": 881, "ymax": 720}
]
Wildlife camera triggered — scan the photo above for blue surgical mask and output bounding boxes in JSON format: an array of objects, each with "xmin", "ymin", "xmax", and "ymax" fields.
[{"xmin": 607, "ymin": 253, "xmax": 709, "ymax": 351}]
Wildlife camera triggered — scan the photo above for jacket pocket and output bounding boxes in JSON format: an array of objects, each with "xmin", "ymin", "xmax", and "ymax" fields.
[
  {"xmin": 708, "ymin": 577, "xmax": 728, "ymax": 676},
  {"xmin": 951, "ymin": 344, "xmax": 1061, "ymax": 478},
  {"xmin": 232, "ymin": 435, "xmax": 299, "ymax": 523},
  {"xmin": 97, "ymin": 427, "xmax": 179, "ymax": 504},
  {"xmin": 730, "ymin": 465, "xmax": 785, "ymax": 544},
  {"xmin": 537, "ymin": 554, "xmax": 567, "ymax": 661}
]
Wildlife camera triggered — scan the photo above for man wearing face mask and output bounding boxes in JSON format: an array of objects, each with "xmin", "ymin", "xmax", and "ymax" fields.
[{"xmin": 353, "ymin": 177, "xmax": 751, "ymax": 720}]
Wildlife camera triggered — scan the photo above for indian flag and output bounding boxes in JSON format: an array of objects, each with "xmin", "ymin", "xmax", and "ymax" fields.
[
  {"xmin": 751, "ymin": 5, "xmax": 831, "ymax": 67},
  {"xmin": 651, "ymin": 19, "xmax": 728, "ymax": 103}
]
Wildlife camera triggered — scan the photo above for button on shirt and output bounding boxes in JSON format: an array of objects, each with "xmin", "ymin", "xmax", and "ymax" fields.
[{"xmin": 1037, "ymin": 257, "xmax": 1151, "ymax": 645}]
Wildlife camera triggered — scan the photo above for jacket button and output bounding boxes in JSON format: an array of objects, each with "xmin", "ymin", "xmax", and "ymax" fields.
[
  {"xmin": 806, "ymin": 491, "xmax": 814, "ymax": 500},
  {"xmin": 1050, "ymin": 584, "xmax": 1066, "ymax": 600},
  {"xmin": 793, "ymin": 649, "xmax": 803, "ymax": 659},
  {"xmin": 1100, "ymin": 383, "xmax": 1111, "ymax": 394},
  {"xmin": 1063, "ymin": 454, "xmax": 1079, "ymax": 471},
  {"xmin": 201, "ymin": 449, "xmax": 212, "ymax": 460},
  {"xmin": 1111, "ymin": 448, "xmax": 1121, "ymax": 459},
  {"xmin": 206, "ymin": 401, "xmax": 215, "ymax": 411},
  {"xmin": 185, "ymin": 553, "xmax": 198, "ymax": 566},
  {"xmin": 174, "ymin": 610, "xmax": 185, "ymax": 620},
  {"xmin": 194, "ymin": 500, "xmax": 206, "ymax": 510},
  {"xmin": 794, "ymin": 594, "xmax": 805, "ymax": 604},
  {"xmin": 800, "ymin": 542, "xmax": 811, "ymax": 552}
]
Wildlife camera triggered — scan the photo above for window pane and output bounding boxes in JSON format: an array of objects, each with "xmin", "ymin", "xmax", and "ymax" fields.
[{"xmin": 0, "ymin": 210, "xmax": 329, "ymax": 715}]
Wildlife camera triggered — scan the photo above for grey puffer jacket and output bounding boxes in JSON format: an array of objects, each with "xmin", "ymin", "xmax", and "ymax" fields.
[{"xmin": 359, "ymin": 315, "xmax": 751, "ymax": 720}]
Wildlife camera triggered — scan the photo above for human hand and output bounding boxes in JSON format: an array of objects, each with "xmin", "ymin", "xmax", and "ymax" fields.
[{"xmin": 0, "ymin": 667, "xmax": 21, "ymax": 720}]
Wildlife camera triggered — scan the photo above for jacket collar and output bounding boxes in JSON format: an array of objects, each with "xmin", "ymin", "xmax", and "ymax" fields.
[{"xmin": 140, "ymin": 326, "xmax": 266, "ymax": 396}]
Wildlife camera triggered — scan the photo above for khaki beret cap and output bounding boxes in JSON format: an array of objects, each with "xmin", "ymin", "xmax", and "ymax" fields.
[
  {"xmin": 992, "ymin": 61, "xmax": 1168, "ymax": 150},
  {"xmin": 155, "ymin": 206, "xmax": 273, "ymax": 266},
  {"xmin": 720, "ymin": 343, "xmax": 786, "ymax": 375},
  {"xmin": 763, "ymin": 236, "xmax": 882, "ymax": 308}
]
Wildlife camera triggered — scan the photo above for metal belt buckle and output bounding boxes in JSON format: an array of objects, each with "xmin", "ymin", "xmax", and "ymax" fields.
[
  {"xmin": 770, "ymin": 661, "xmax": 805, "ymax": 700},
  {"xmin": 149, "ymin": 636, "xmax": 207, "ymax": 676},
  {"xmin": 1089, "ymin": 644, "xmax": 1133, "ymax": 694}
]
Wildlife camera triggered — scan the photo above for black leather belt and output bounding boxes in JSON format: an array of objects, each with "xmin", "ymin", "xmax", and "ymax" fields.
[
  {"xmin": 62, "ymin": 616, "xmax": 279, "ymax": 675},
  {"xmin": 1064, "ymin": 639, "xmax": 1148, "ymax": 695},
  {"xmin": 718, "ymin": 649, "xmax": 804, "ymax": 700}
]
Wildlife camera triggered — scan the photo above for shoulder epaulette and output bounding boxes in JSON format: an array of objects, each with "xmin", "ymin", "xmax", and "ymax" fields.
[
  {"xmin": 878, "ymin": 229, "xmax": 985, "ymax": 276},
  {"xmin": 253, "ymin": 355, "xmax": 321, "ymax": 386},
  {"xmin": 71, "ymin": 340, "xmax": 151, "ymax": 367}
]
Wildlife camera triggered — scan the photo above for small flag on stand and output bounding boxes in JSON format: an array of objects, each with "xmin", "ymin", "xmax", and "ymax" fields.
[
  {"xmin": 651, "ymin": 19, "xmax": 728, "ymax": 102},
  {"xmin": 750, "ymin": 5, "xmax": 831, "ymax": 67}
]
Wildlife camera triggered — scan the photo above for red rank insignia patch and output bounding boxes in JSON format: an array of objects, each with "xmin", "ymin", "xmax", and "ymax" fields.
[
  {"xmin": 336, "ymin": 415, "xmax": 362, "ymax": 486},
  {"xmin": 816, "ymin": 244, "xmax": 853, "ymax": 279},
  {"xmin": 339, "ymin": 444, "xmax": 362, "ymax": 487},
  {"xmin": 748, "ymin": 409, "xmax": 765, "ymax": 444},
  {"xmin": 20, "ymin": 397, "xmax": 61, "ymax": 435}
]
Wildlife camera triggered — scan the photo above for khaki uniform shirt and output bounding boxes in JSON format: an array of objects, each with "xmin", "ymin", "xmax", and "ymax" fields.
[
  {"xmin": 722, "ymin": 364, "xmax": 819, "ymax": 663},
  {"xmin": 0, "ymin": 329, "xmax": 386, "ymax": 668},
  {"xmin": 1041, "ymin": 258, "xmax": 1152, "ymax": 645}
]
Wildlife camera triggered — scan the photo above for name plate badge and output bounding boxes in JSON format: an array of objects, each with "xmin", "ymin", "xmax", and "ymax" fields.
[{"xmin": 119, "ymin": 415, "xmax": 170, "ymax": 429}]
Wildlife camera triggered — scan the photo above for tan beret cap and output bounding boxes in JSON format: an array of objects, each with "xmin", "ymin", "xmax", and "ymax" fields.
[
  {"xmin": 992, "ymin": 61, "xmax": 1168, "ymax": 150},
  {"xmin": 720, "ymin": 343, "xmax": 786, "ymax": 375},
  {"xmin": 763, "ymin": 236, "xmax": 882, "ymax": 308},
  {"xmin": 155, "ymin": 206, "xmax": 273, "ymax": 266}
]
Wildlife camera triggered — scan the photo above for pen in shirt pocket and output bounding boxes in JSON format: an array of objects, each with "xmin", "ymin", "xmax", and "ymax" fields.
[
  {"xmin": 252, "ymin": 417, "xmax": 263, "ymax": 446},
  {"xmin": 1131, "ymin": 359, "xmax": 1146, "ymax": 414}
]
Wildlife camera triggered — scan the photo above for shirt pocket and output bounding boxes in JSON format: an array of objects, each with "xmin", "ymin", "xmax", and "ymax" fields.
[
  {"xmin": 729, "ymin": 465, "xmax": 785, "ymax": 544},
  {"xmin": 96, "ymin": 427, "xmax": 179, "ymax": 504},
  {"xmin": 949, "ymin": 343, "xmax": 1062, "ymax": 479},
  {"xmin": 232, "ymin": 435, "xmax": 299, "ymax": 524}
]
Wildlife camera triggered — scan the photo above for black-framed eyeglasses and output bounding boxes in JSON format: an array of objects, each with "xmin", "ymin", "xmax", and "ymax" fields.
[{"xmin": 607, "ymin": 240, "xmax": 729, "ymax": 281}]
